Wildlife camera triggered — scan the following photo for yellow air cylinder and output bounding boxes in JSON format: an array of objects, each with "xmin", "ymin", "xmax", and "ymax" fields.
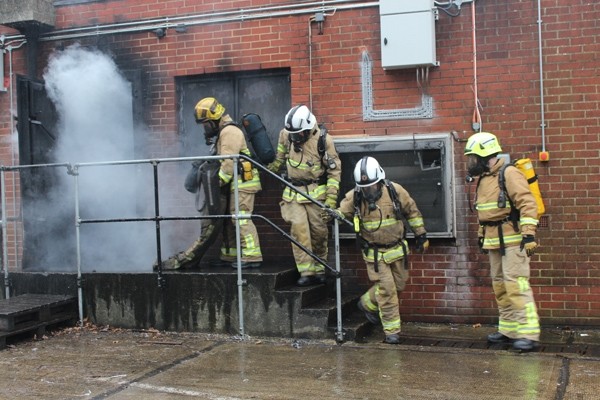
[{"xmin": 514, "ymin": 158, "xmax": 545, "ymax": 217}]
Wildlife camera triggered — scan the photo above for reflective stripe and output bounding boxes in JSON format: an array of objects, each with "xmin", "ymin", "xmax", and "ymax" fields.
[
  {"xmin": 296, "ymin": 261, "xmax": 313, "ymax": 274},
  {"xmin": 242, "ymin": 233, "xmax": 261, "ymax": 258},
  {"xmin": 362, "ymin": 217, "xmax": 398, "ymax": 230},
  {"xmin": 382, "ymin": 317, "xmax": 401, "ymax": 333},
  {"xmin": 361, "ymin": 291, "xmax": 378, "ymax": 313},
  {"xmin": 476, "ymin": 201, "xmax": 512, "ymax": 211},
  {"xmin": 520, "ymin": 217, "xmax": 539, "ymax": 226},
  {"xmin": 326, "ymin": 177, "xmax": 340, "ymax": 188},
  {"xmin": 219, "ymin": 169, "xmax": 231, "ymax": 183},
  {"xmin": 408, "ymin": 216, "xmax": 424, "ymax": 229},
  {"xmin": 283, "ymin": 184, "xmax": 327, "ymax": 202},
  {"xmin": 276, "ymin": 143, "xmax": 288, "ymax": 153},
  {"xmin": 498, "ymin": 319, "xmax": 518, "ymax": 333},
  {"xmin": 221, "ymin": 247, "xmax": 237, "ymax": 257},
  {"xmin": 286, "ymin": 158, "xmax": 321, "ymax": 173},
  {"xmin": 364, "ymin": 240, "xmax": 408, "ymax": 263},
  {"xmin": 517, "ymin": 303, "xmax": 540, "ymax": 336},
  {"xmin": 517, "ymin": 276, "xmax": 530, "ymax": 292},
  {"xmin": 483, "ymin": 234, "xmax": 522, "ymax": 247}
]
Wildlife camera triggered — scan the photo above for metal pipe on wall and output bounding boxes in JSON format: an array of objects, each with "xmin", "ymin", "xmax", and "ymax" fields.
[{"xmin": 537, "ymin": 0, "xmax": 547, "ymax": 152}]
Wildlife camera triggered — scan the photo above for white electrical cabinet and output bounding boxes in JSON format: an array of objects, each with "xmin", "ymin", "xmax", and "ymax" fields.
[{"xmin": 379, "ymin": 0, "xmax": 438, "ymax": 70}]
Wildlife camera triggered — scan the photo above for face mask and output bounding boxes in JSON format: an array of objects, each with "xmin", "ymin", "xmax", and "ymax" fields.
[
  {"xmin": 467, "ymin": 155, "xmax": 487, "ymax": 177},
  {"xmin": 362, "ymin": 184, "xmax": 382, "ymax": 211},
  {"xmin": 202, "ymin": 120, "xmax": 219, "ymax": 145}
]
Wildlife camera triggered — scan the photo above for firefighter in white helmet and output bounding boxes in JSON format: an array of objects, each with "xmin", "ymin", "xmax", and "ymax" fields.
[
  {"xmin": 323, "ymin": 156, "xmax": 429, "ymax": 344},
  {"xmin": 267, "ymin": 105, "xmax": 341, "ymax": 286},
  {"xmin": 464, "ymin": 131, "xmax": 540, "ymax": 351},
  {"xmin": 193, "ymin": 97, "xmax": 263, "ymax": 268}
]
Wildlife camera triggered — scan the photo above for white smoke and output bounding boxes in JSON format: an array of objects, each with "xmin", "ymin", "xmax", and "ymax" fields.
[{"xmin": 42, "ymin": 44, "xmax": 155, "ymax": 272}]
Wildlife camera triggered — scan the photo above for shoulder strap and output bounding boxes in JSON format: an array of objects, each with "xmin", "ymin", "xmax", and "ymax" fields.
[
  {"xmin": 317, "ymin": 124, "xmax": 327, "ymax": 159},
  {"xmin": 384, "ymin": 179, "xmax": 403, "ymax": 220},
  {"xmin": 221, "ymin": 121, "xmax": 241, "ymax": 130},
  {"xmin": 498, "ymin": 163, "xmax": 520, "ymax": 228}
]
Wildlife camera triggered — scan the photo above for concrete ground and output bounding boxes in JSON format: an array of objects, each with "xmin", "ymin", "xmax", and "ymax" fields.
[{"xmin": 1, "ymin": 322, "xmax": 599, "ymax": 400}]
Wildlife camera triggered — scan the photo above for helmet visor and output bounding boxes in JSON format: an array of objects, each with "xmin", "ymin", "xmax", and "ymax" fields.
[{"xmin": 361, "ymin": 183, "xmax": 382, "ymax": 203}]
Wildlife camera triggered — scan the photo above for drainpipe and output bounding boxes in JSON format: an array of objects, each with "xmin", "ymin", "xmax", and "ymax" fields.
[
  {"xmin": 537, "ymin": 0, "xmax": 547, "ymax": 155},
  {"xmin": 471, "ymin": 0, "xmax": 481, "ymax": 132}
]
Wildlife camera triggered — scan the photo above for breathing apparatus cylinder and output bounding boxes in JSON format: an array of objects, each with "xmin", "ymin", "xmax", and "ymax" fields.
[{"xmin": 514, "ymin": 158, "xmax": 545, "ymax": 216}]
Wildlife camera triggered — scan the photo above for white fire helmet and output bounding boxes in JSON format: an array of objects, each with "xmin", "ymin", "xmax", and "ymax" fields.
[
  {"xmin": 284, "ymin": 105, "xmax": 316, "ymax": 133},
  {"xmin": 354, "ymin": 156, "xmax": 385, "ymax": 187}
]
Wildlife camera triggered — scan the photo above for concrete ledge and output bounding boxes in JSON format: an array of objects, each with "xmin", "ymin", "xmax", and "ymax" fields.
[
  {"xmin": 2, "ymin": 269, "xmax": 333, "ymax": 339},
  {"xmin": 0, "ymin": 0, "xmax": 55, "ymax": 33}
]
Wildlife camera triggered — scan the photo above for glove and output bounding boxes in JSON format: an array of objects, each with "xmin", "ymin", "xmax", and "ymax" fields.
[
  {"xmin": 520, "ymin": 235, "xmax": 538, "ymax": 257},
  {"xmin": 267, "ymin": 160, "xmax": 282, "ymax": 173},
  {"xmin": 415, "ymin": 234, "xmax": 429, "ymax": 253},
  {"xmin": 320, "ymin": 208, "xmax": 343, "ymax": 222},
  {"xmin": 324, "ymin": 195, "xmax": 337, "ymax": 209},
  {"xmin": 478, "ymin": 237, "xmax": 488, "ymax": 254}
]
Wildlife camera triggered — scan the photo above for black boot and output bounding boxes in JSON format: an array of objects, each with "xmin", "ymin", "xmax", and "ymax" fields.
[
  {"xmin": 385, "ymin": 334, "xmax": 400, "ymax": 344},
  {"xmin": 487, "ymin": 332, "xmax": 512, "ymax": 343},
  {"xmin": 357, "ymin": 301, "xmax": 380, "ymax": 325},
  {"xmin": 296, "ymin": 276, "xmax": 315, "ymax": 286},
  {"xmin": 513, "ymin": 339, "xmax": 539, "ymax": 351}
]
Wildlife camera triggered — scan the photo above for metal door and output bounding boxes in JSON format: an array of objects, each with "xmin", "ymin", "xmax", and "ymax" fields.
[
  {"xmin": 177, "ymin": 69, "xmax": 291, "ymax": 158},
  {"xmin": 16, "ymin": 75, "xmax": 73, "ymax": 271}
]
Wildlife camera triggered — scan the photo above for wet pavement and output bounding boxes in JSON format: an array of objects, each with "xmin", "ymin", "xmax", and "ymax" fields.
[{"xmin": 1, "ymin": 322, "xmax": 599, "ymax": 399}]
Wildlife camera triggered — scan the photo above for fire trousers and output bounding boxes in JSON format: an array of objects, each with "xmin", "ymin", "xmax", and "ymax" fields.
[
  {"xmin": 220, "ymin": 191, "xmax": 262, "ymax": 263},
  {"xmin": 280, "ymin": 200, "xmax": 328, "ymax": 277},
  {"xmin": 360, "ymin": 258, "xmax": 408, "ymax": 335},
  {"xmin": 489, "ymin": 246, "xmax": 540, "ymax": 341}
]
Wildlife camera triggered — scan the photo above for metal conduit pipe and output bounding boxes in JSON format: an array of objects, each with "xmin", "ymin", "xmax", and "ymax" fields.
[
  {"xmin": 0, "ymin": 1, "xmax": 377, "ymax": 43},
  {"xmin": 537, "ymin": 0, "xmax": 547, "ymax": 152}
]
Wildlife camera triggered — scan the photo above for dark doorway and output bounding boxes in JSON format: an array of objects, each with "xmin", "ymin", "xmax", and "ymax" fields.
[
  {"xmin": 15, "ymin": 71, "xmax": 143, "ymax": 271},
  {"xmin": 16, "ymin": 75, "xmax": 73, "ymax": 271},
  {"xmin": 177, "ymin": 69, "xmax": 291, "ymax": 157}
]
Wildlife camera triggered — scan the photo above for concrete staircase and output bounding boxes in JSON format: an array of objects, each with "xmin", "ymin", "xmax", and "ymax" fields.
[{"xmin": 4, "ymin": 265, "xmax": 373, "ymax": 342}]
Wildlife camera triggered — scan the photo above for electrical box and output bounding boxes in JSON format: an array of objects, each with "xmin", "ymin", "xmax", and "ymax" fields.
[{"xmin": 379, "ymin": 0, "xmax": 438, "ymax": 70}]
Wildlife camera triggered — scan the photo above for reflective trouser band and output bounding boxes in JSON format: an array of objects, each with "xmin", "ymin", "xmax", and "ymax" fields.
[
  {"xmin": 498, "ymin": 320, "xmax": 518, "ymax": 334},
  {"xmin": 483, "ymin": 233, "xmax": 522, "ymax": 247},
  {"xmin": 361, "ymin": 291, "xmax": 378, "ymax": 313},
  {"xmin": 221, "ymin": 234, "xmax": 262, "ymax": 258},
  {"xmin": 518, "ymin": 303, "xmax": 540, "ymax": 336},
  {"xmin": 296, "ymin": 261, "xmax": 313, "ymax": 274}
]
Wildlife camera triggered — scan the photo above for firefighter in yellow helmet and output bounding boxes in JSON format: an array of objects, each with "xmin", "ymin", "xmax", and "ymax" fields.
[
  {"xmin": 322, "ymin": 156, "xmax": 428, "ymax": 344},
  {"xmin": 267, "ymin": 105, "xmax": 341, "ymax": 286},
  {"xmin": 193, "ymin": 97, "xmax": 263, "ymax": 268},
  {"xmin": 465, "ymin": 132, "xmax": 540, "ymax": 351}
]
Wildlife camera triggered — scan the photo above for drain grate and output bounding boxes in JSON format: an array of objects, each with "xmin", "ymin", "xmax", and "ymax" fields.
[{"xmin": 394, "ymin": 335, "xmax": 600, "ymax": 357}]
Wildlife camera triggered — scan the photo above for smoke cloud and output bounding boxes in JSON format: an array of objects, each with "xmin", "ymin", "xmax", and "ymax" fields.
[{"xmin": 40, "ymin": 44, "xmax": 155, "ymax": 272}]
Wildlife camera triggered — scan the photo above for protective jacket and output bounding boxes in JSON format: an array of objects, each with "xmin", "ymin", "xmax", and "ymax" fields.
[
  {"xmin": 476, "ymin": 158, "xmax": 538, "ymax": 250},
  {"xmin": 338, "ymin": 182, "xmax": 426, "ymax": 263},
  {"xmin": 338, "ymin": 181, "xmax": 426, "ymax": 336},
  {"xmin": 216, "ymin": 115, "xmax": 261, "ymax": 193},
  {"xmin": 273, "ymin": 124, "xmax": 340, "ymax": 277},
  {"xmin": 274, "ymin": 125, "xmax": 340, "ymax": 203}
]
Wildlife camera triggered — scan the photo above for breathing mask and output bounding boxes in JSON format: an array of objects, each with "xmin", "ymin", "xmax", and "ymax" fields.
[
  {"xmin": 362, "ymin": 183, "xmax": 382, "ymax": 212},
  {"xmin": 201, "ymin": 120, "xmax": 220, "ymax": 145},
  {"xmin": 466, "ymin": 154, "xmax": 489, "ymax": 178}
]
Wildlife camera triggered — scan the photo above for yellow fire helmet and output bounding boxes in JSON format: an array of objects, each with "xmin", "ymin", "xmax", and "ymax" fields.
[
  {"xmin": 194, "ymin": 97, "xmax": 225, "ymax": 122},
  {"xmin": 464, "ymin": 132, "xmax": 503, "ymax": 158}
]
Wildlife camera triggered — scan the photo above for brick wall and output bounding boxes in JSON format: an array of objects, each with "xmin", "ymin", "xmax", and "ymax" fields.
[{"xmin": 1, "ymin": 0, "xmax": 598, "ymax": 326}]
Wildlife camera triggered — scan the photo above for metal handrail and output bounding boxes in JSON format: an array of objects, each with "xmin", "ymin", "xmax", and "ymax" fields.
[{"xmin": 0, "ymin": 154, "xmax": 347, "ymax": 342}]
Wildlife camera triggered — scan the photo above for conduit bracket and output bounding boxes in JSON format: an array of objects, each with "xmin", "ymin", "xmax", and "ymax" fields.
[{"xmin": 361, "ymin": 51, "xmax": 433, "ymax": 121}]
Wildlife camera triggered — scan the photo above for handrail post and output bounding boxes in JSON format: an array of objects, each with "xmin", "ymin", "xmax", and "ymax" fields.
[
  {"xmin": 333, "ymin": 218, "xmax": 344, "ymax": 343},
  {"xmin": 231, "ymin": 156, "xmax": 246, "ymax": 337},
  {"xmin": 68, "ymin": 164, "xmax": 84, "ymax": 326},
  {"xmin": 151, "ymin": 160, "xmax": 165, "ymax": 288},
  {"xmin": 1, "ymin": 168, "xmax": 10, "ymax": 299}
]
